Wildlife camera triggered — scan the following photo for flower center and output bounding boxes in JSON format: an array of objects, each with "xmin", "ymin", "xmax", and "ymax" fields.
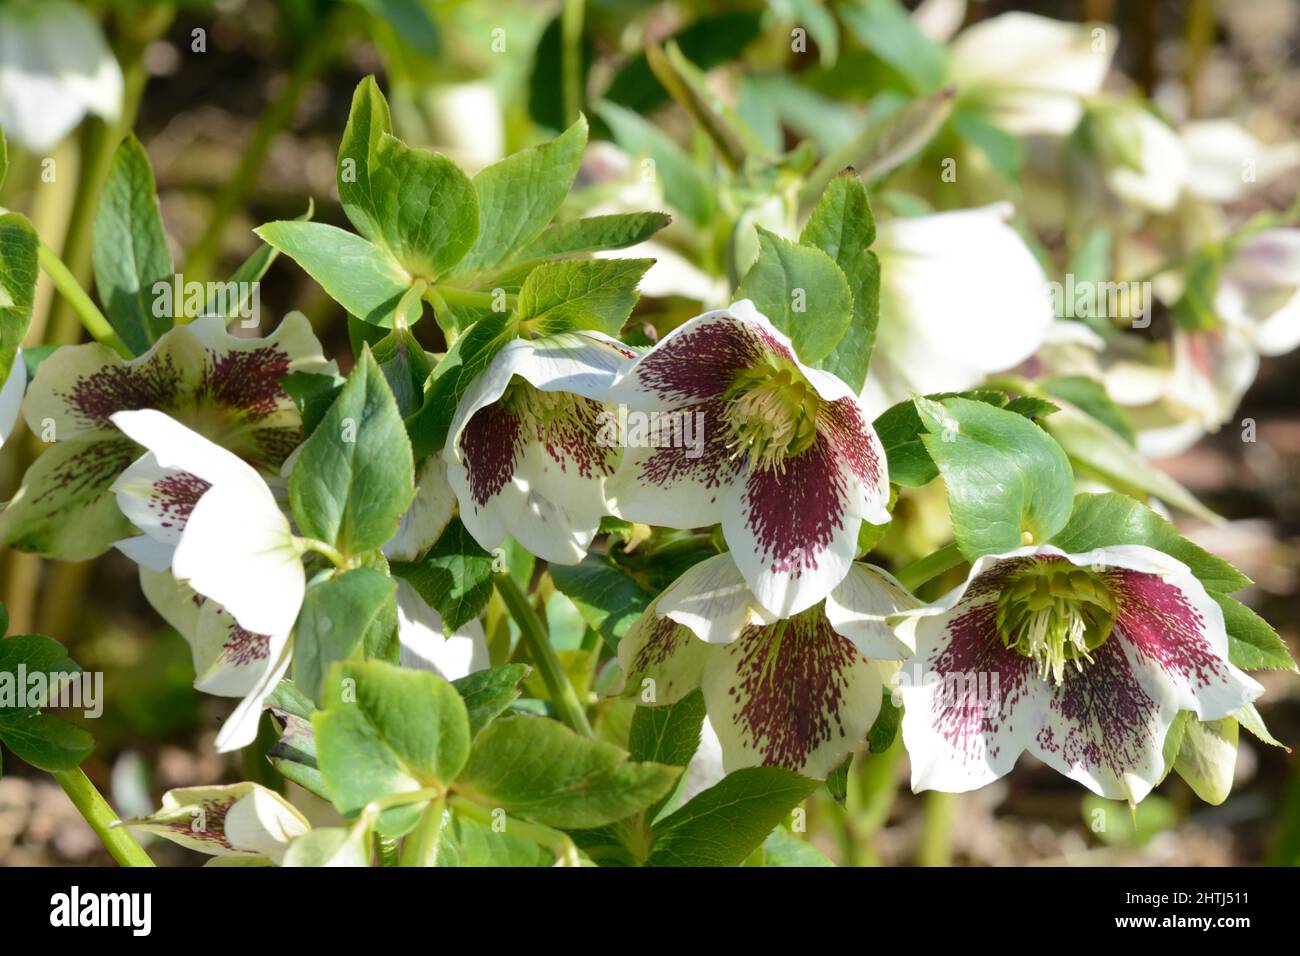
[
  {"xmin": 995, "ymin": 563, "xmax": 1116, "ymax": 685},
  {"xmin": 501, "ymin": 380, "xmax": 588, "ymax": 435},
  {"xmin": 722, "ymin": 362, "xmax": 822, "ymax": 472}
]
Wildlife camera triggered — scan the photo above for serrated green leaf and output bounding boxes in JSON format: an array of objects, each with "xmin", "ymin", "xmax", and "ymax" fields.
[
  {"xmin": 548, "ymin": 555, "xmax": 652, "ymax": 650},
  {"xmin": 0, "ymin": 635, "xmax": 81, "ymax": 719},
  {"xmin": 521, "ymin": 213, "xmax": 671, "ymax": 260},
  {"xmin": 289, "ymin": 349, "xmax": 414, "ymax": 556},
  {"xmin": 1213, "ymin": 592, "xmax": 1298, "ymax": 673},
  {"xmin": 628, "ymin": 690, "xmax": 706, "ymax": 768},
  {"xmin": 391, "ymin": 518, "xmax": 494, "ymax": 633},
  {"xmin": 517, "ymin": 257, "xmax": 651, "ymax": 336},
  {"xmin": 0, "ymin": 713, "xmax": 94, "ymax": 771},
  {"xmin": 736, "ymin": 227, "xmax": 853, "ymax": 364},
  {"xmin": 91, "ymin": 135, "xmax": 173, "ymax": 354},
  {"xmin": 452, "ymin": 664, "xmax": 531, "ymax": 739}
]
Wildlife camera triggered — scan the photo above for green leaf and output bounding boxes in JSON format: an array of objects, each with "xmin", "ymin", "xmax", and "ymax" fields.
[
  {"xmin": 1213, "ymin": 592, "xmax": 1298, "ymax": 673},
  {"xmin": 595, "ymin": 100, "xmax": 713, "ymax": 225},
  {"xmin": 91, "ymin": 135, "xmax": 173, "ymax": 355},
  {"xmin": 456, "ymin": 715, "xmax": 679, "ymax": 829},
  {"xmin": 279, "ymin": 370, "xmax": 345, "ymax": 439},
  {"xmin": 289, "ymin": 349, "xmax": 414, "ymax": 557},
  {"xmin": 735, "ymin": 227, "xmax": 853, "ymax": 364},
  {"xmin": 917, "ymin": 395, "xmax": 1074, "ymax": 559},
  {"xmin": 391, "ymin": 518, "xmax": 494, "ymax": 633},
  {"xmin": 452, "ymin": 664, "xmax": 531, "ymax": 739},
  {"xmin": 267, "ymin": 710, "xmax": 330, "ymax": 801},
  {"xmin": 408, "ymin": 312, "xmax": 517, "ymax": 458},
  {"xmin": 0, "ymin": 634, "xmax": 81, "ymax": 719},
  {"xmin": 371, "ymin": 324, "xmax": 432, "ymax": 419},
  {"xmin": 449, "ymin": 118, "xmax": 588, "ymax": 280},
  {"xmin": 1050, "ymin": 493, "xmax": 1250, "ymax": 594},
  {"xmin": 438, "ymin": 814, "xmax": 552, "ymax": 867},
  {"xmin": 1040, "ymin": 376, "xmax": 1135, "ymax": 444},
  {"xmin": 1235, "ymin": 702, "xmax": 1287, "ymax": 750},
  {"xmin": 0, "ymin": 126, "xmax": 6, "ymax": 189},
  {"xmin": 646, "ymin": 767, "xmax": 819, "ymax": 867},
  {"xmin": 759, "ymin": 825, "xmax": 835, "ymax": 867},
  {"xmin": 517, "ymin": 258, "xmax": 651, "ymax": 336},
  {"xmin": 293, "ymin": 568, "xmax": 398, "ymax": 704},
  {"xmin": 0, "ymin": 713, "xmax": 94, "ymax": 771},
  {"xmin": 838, "ymin": 0, "xmax": 949, "ymax": 93},
  {"xmin": 282, "ymin": 821, "xmax": 372, "ymax": 867},
  {"xmin": 647, "ymin": 42, "xmax": 763, "ymax": 170},
  {"xmin": 548, "ymin": 556, "xmax": 652, "ymax": 651},
  {"xmin": 1082, "ymin": 794, "xmax": 1176, "ymax": 848},
  {"xmin": 313, "ymin": 660, "xmax": 470, "ymax": 833},
  {"xmin": 800, "ymin": 174, "xmax": 879, "ymax": 390},
  {"xmin": 867, "ymin": 689, "xmax": 901, "ymax": 753},
  {"xmin": 255, "ymin": 221, "xmax": 411, "ymax": 326},
  {"xmin": 1042, "ymin": 399, "xmax": 1219, "ymax": 523},
  {"xmin": 521, "ymin": 213, "xmax": 671, "ymax": 260},
  {"xmin": 0, "ymin": 211, "xmax": 38, "ymax": 387},
  {"xmin": 628, "ymin": 690, "xmax": 706, "ymax": 767},
  {"xmin": 1173, "ymin": 716, "xmax": 1238, "ymax": 805},
  {"xmin": 337, "ymin": 75, "xmax": 394, "ymax": 244}
]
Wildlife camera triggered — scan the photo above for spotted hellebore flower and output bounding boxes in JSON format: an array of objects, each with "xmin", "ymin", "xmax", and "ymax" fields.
[
  {"xmin": 111, "ymin": 409, "xmax": 306, "ymax": 752},
  {"xmin": 443, "ymin": 331, "xmax": 635, "ymax": 565},
  {"xmin": 0, "ymin": 0, "xmax": 124, "ymax": 152},
  {"xmin": 124, "ymin": 783, "xmax": 310, "ymax": 866},
  {"xmin": 0, "ymin": 313, "xmax": 333, "ymax": 561},
  {"xmin": 605, "ymin": 300, "xmax": 890, "ymax": 617},
  {"xmin": 614, "ymin": 553, "xmax": 918, "ymax": 778},
  {"xmin": 897, "ymin": 545, "xmax": 1262, "ymax": 802}
]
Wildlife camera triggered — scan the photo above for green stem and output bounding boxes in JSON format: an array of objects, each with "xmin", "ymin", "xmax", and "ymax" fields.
[
  {"xmin": 37, "ymin": 242, "xmax": 130, "ymax": 356},
  {"xmin": 52, "ymin": 768, "xmax": 155, "ymax": 867},
  {"xmin": 449, "ymin": 796, "xmax": 580, "ymax": 867},
  {"xmin": 560, "ymin": 0, "xmax": 585, "ymax": 127},
  {"xmin": 916, "ymin": 790, "xmax": 955, "ymax": 867},
  {"xmin": 494, "ymin": 572, "xmax": 593, "ymax": 737},
  {"xmin": 298, "ymin": 537, "xmax": 348, "ymax": 569},
  {"xmin": 376, "ymin": 836, "xmax": 401, "ymax": 866},
  {"xmin": 433, "ymin": 285, "xmax": 514, "ymax": 312},
  {"xmin": 184, "ymin": 12, "xmax": 344, "ymax": 281},
  {"xmin": 398, "ymin": 796, "xmax": 446, "ymax": 867},
  {"xmin": 895, "ymin": 542, "xmax": 964, "ymax": 592},
  {"xmin": 645, "ymin": 531, "xmax": 718, "ymax": 560}
]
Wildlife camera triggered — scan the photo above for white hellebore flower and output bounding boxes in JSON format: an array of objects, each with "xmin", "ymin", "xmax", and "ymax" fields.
[
  {"xmin": 1086, "ymin": 98, "xmax": 1189, "ymax": 213},
  {"xmin": 443, "ymin": 330, "xmax": 635, "ymax": 565},
  {"xmin": 124, "ymin": 783, "xmax": 310, "ymax": 865},
  {"xmin": 614, "ymin": 553, "xmax": 919, "ymax": 778},
  {"xmin": 606, "ymin": 300, "xmax": 890, "ymax": 617},
  {"xmin": 1181, "ymin": 120, "xmax": 1300, "ymax": 204},
  {"xmin": 0, "ymin": 0, "xmax": 124, "ymax": 152},
  {"xmin": 949, "ymin": 12, "xmax": 1115, "ymax": 136},
  {"xmin": 897, "ymin": 545, "xmax": 1261, "ymax": 802},
  {"xmin": 110, "ymin": 409, "xmax": 306, "ymax": 751},
  {"xmin": 1214, "ymin": 229, "xmax": 1300, "ymax": 358},
  {"xmin": 861, "ymin": 204, "xmax": 1054, "ymax": 417}
]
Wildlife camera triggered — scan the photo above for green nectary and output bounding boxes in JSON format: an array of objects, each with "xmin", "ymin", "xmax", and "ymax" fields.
[
  {"xmin": 722, "ymin": 360, "xmax": 823, "ymax": 473},
  {"xmin": 995, "ymin": 562, "xmax": 1117, "ymax": 685}
]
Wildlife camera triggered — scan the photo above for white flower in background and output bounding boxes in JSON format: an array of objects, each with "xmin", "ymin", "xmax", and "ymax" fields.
[
  {"xmin": 444, "ymin": 330, "xmax": 635, "ymax": 565},
  {"xmin": 111, "ymin": 409, "xmax": 305, "ymax": 752},
  {"xmin": 0, "ymin": 352, "xmax": 25, "ymax": 446},
  {"xmin": 606, "ymin": 301, "xmax": 890, "ymax": 617},
  {"xmin": 912, "ymin": 0, "xmax": 967, "ymax": 43},
  {"xmin": 0, "ymin": 0, "xmax": 124, "ymax": 152},
  {"xmin": 421, "ymin": 80, "xmax": 504, "ymax": 172},
  {"xmin": 1086, "ymin": 98, "xmax": 1189, "ymax": 213},
  {"xmin": 1215, "ymin": 229, "xmax": 1300, "ymax": 357},
  {"xmin": 898, "ymin": 545, "xmax": 1260, "ymax": 802},
  {"xmin": 614, "ymin": 553, "xmax": 918, "ymax": 778},
  {"xmin": 124, "ymin": 783, "xmax": 310, "ymax": 865},
  {"xmin": 949, "ymin": 12, "xmax": 1115, "ymax": 136},
  {"xmin": 393, "ymin": 579, "xmax": 490, "ymax": 681},
  {"xmin": 861, "ymin": 204, "xmax": 1055, "ymax": 417},
  {"xmin": 1181, "ymin": 120, "xmax": 1300, "ymax": 203}
]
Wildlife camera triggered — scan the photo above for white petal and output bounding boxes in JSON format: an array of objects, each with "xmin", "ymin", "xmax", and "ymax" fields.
[
  {"xmin": 1104, "ymin": 109, "xmax": 1189, "ymax": 213},
  {"xmin": 382, "ymin": 456, "xmax": 456, "ymax": 562},
  {"xmin": 214, "ymin": 640, "xmax": 292, "ymax": 754},
  {"xmin": 656, "ymin": 553, "xmax": 775, "ymax": 644},
  {"xmin": 1182, "ymin": 120, "xmax": 1300, "ymax": 203},
  {"xmin": 395, "ymin": 579, "xmax": 489, "ymax": 681},
  {"xmin": 0, "ymin": 355, "xmax": 26, "ymax": 446},
  {"xmin": 825, "ymin": 563, "xmax": 921, "ymax": 660},
  {"xmin": 224, "ymin": 786, "xmax": 312, "ymax": 864}
]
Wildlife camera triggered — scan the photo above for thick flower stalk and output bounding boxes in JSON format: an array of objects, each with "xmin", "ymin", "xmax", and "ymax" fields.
[
  {"xmin": 443, "ymin": 330, "xmax": 636, "ymax": 564},
  {"xmin": 614, "ymin": 553, "xmax": 918, "ymax": 778},
  {"xmin": 605, "ymin": 300, "xmax": 890, "ymax": 617},
  {"xmin": 897, "ymin": 545, "xmax": 1262, "ymax": 802}
]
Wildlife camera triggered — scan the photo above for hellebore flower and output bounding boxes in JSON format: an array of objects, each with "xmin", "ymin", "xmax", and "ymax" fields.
[
  {"xmin": 606, "ymin": 301, "xmax": 890, "ymax": 617},
  {"xmin": 897, "ymin": 545, "xmax": 1261, "ymax": 802},
  {"xmin": 1181, "ymin": 121, "xmax": 1300, "ymax": 204},
  {"xmin": 1214, "ymin": 229, "xmax": 1300, "ymax": 358},
  {"xmin": 1085, "ymin": 98, "xmax": 1189, "ymax": 214},
  {"xmin": 443, "ymin": 331, "xmax": 635, "ymax": 564},
  {"xmin": 0, "ymin": 313, "xmax": 333, "ymax": 560},
  {"xmin": 393, "ymin": 579, "xmax": 490, "ymax": 681},
  {"xmin": 124, "ymin": 783, "xmax": 310, "ymax": 865},
  {"xmin": 861, "ymin": 204, "xmax": 1055, "ymax": 417},
  {"xmin": 614, "ymin": 554, "xmax": 918, "ymax": 778},
  {"xmin": 0, "ymin": 0, "xmax": 124, "ymax": 152},
  {"xmin": 948, "ymin": 12, "xmax": 1115, "ymax": 136},
  {"xmin": 112, "ymin": 409, "xmax": 305, "ymax": 752}
]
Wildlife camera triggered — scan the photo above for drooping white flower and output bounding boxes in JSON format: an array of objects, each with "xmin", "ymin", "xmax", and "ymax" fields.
[
  {"xmin": 949, "ymin": 12, "xmax": 1116, "ymax": 136},
  {"xmin": 1087, "ymin": 98, "xmax": 1189, "ymax": 213},
  {"xmin": 443, "ymin": 330, "xmax": 635, "ymax": 565},
  {"xmin": 897, "ymin": 544, "xmax": 1261, "ymax": 802},
  {"xmin": 606, "ymin": 301, "xmax": 890, "ymax": 617},
  {"xmin": 1215, "ymin": 229, "xmax": 1300, "ymax": 357},
  {"xmin": 860, "ymin": 204, "xmax": 1055, "ymax": 417},
  {"xmin": 0, "ymin": 0, "xmax": 124, "ymax": 152},
  {"xmin": 123, "ymin": 783, "xmax": 310, "ymax": 865},
  {"xmin": 615, "ymin": 554, "xmax": 917, "ymax": 777},
  {"xmin": 1181, "ymin": 120, "xmax": 1300, "ymax": 204}
]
